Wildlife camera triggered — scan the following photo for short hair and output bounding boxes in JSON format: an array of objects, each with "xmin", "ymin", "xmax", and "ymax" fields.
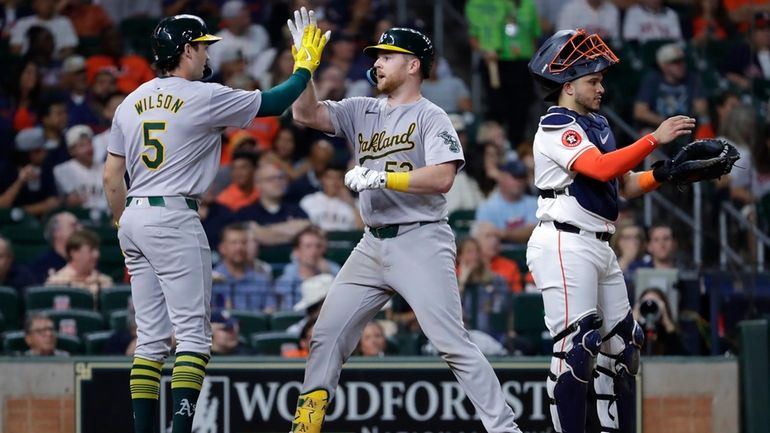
[
  {"xmin": 65, "ymin": 230, "xmax": 100, "ymax": 257},
  {"xmin": 44, "ymin": 211, "xmax": 73, "ymax": 242},
  {"xmin": 293, "ymin": 226, "xmax": 325, "ymax": 249},
  {"xmin": 231, "ymin": 150, "xmax": 259, "ymax": 167},
  {"xmin": 647, "ymin": 223, "xmax": 674, "ymax": 239},
  {"xmin": 24, "ymin": 312, "xmax": 53, "ymax": 334},
  {"xmin": 219, "ymin": 222, "xmax": 250, "ymax": 243},
  {"xmin": 319, "ymin": 162, "xmax": 347, "ymax": 176},
  {"xmin": 36, "ymin": 93, "xmax": 67, "ymax": 119}
]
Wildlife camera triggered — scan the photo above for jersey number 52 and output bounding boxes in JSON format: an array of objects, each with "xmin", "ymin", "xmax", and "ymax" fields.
[{"xmin": 141, "ymin": 121, "xmax": 166, "ymax": 170}]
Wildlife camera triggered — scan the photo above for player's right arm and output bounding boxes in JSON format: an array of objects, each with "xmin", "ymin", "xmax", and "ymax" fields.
[{"xmin": 292, "ymin": 79, "xmax": 334, "ymax": 134}]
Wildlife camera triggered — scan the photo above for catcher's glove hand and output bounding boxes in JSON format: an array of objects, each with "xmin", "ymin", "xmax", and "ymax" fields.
[{"xmin": 652, "ymin": 138, "xmax": 740, "ymax": 187}]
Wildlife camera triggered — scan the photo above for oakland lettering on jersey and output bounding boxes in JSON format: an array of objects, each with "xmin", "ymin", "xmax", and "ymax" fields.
[
  {"xmin": 357, "ymin": 122, "xmax": 416, "ymax": 162},
  {"xmin": 134, "ymin": 93, "xmax": 185, "ymax": 115}
]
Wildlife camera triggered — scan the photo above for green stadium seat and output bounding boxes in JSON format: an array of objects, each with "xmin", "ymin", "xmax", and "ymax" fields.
[
  {"xmin": 56, "ymin": 333, "xmax": 83, "ymax": 354},
  {"xmin": 25, "ymin": 286, "xmax": 95, "ymax": 311},
  {"xmin": 0, "ymin": 286, "xmax": 20, "ymax": 330},
  {"xmin": 0, "ymin": 208, "xmax": 39, "ymax": 228},
  {"xmin": 249, "ymin": 331, "xmax": 297, "ymax": 355},
  {"xmin": 231, "ymin": 310, "xmax": 269, "ymax": 338},
  {"xmin": 119, "ymin": 17, "xmax": 161, "ymax": 61},
  {"xmin": 100, "ymin": 285, "xmax": 132, "ymax": 315},
  {"xmin": 326, "ymin": 246, "xmax": 354, "ymax": 265},
  {"xmin": 512, "ymin": 293, "xmax": 547, "ymax": 353},
  {"xmin": 0, "ymin": 228, "xmax": 45, "ymax": 244},
  {"xmin": 39, "ymin": 309, "xmax": 106, "ymax": 337},
  {"xmin": 0, "ymin": 312, "xmax": 5, "ymax": 333},
  {"xmin": 259, "ymin": 245, "xmax": 293, "ymax": 265},
  {"xmin": 326, "ymin": 230, "xmax": 364, "ymax": 244},
  {"xmin": 108, "ymin": 309, "xmax": 130, "ymax": 331},
  {"xmin": 98, "ymin": 245, "xmax": 125, "ymax": 281},
  {"xmin": 11, "ymin": 244, "xmax": 49, "ymax": 266},
  {"xmin": 448, "ymin": 209, "xmax": 476, "ymax": 236},
  {"xmin": 83, "ymin": 330, "xmax": 115, "ymax": 355},
  {"xmin": 270, "ymin": 311, "xmax": 304, "ymax": 331},
  {"xmin": 390, "ymin": 331, "xmax": 421, "ymax": 355},
  {"xmin": 500, "ymin": 246, "xmax": 528, "ymax": 273},
  {"xmin": 2, "ymin": 330, "xmax": 81, "ymax": 355},
  {"xmin": 91, "ymin": 225, "xmax": 119, "ymax": 245}
]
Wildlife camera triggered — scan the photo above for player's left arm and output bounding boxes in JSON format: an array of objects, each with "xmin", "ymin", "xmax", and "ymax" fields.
[
  {"xmin": 395, "ymin": 162, "xmax": 458, "ymax": 194},
  {"xmin": 103, "ymin": 152, "xmax": 127, "ymax": 225},
  {"xmin": 620, "ymin": 170, "xmax": 659, "ymax": 199}
]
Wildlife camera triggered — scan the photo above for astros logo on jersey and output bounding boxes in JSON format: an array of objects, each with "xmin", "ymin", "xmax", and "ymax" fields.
[
  {"xmin": 561, "ymin": 129, "xmax": 582, "ymax": 148},
  {"xmin": 357, "ymin": 122, "xmax": 417, "ymax": 163}
]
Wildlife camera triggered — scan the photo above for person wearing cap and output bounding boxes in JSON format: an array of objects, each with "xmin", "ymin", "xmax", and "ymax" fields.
[
  {"xmin": 207, "ymin": 0, "xmax": 274, "ymax": 80},
  {"xmin": 0, "ymin": 127, "xmax": 60, "ymax": 217},
  {"xmin": 210, "ymin": 310, "xmax": 251, "ymax": 355},
  {"xmin": 633, "ymin": 43, "xmax": 709, "ymax": 136},
  {"xmin": 53, "ymin": 124, "xmax": 108, "ymax": 213},
  {"xmin": 284, "ymin": 273, "xmax": 333, "ymax": 338},
  {"xmin": 622, "ymin": 0, "xmax": 683, "ymax": 43},
  {"xmin": 60, "ymin": 55, "xmax": 100, "ymax": 128},
  {"xmin": 475, "ymin": 159, "xmax": 538, "ymax": 244},
  {"xmin": 723, "ymin": 11, "xmax": 770, "ymax": 90}
]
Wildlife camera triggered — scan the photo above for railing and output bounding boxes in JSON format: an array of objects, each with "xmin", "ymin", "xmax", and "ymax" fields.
[{"xmin": 719, "ymin": 202, "xmax": 770, "ymax": 272}]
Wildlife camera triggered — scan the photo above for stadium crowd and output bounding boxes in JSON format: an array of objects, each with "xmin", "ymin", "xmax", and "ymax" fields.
[{"xmin": 1, "ymin": 0, "xmax": 769, "ymax": 358}]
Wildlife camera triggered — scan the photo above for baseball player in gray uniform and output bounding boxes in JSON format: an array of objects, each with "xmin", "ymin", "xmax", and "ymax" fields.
[
  {"xmin": 102, "ymin": 13, "xmax": 328, "ymax": 433},
  {"xmin": 289, "ymin": 27, "xmax": 522, "ymax": 433}
]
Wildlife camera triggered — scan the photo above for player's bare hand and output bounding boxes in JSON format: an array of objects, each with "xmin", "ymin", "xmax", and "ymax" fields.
[
  {"xmin": 651, "ymin": 115, "xmax": 696, "ymax": 145},
  {"xmin": 344, "ymin": 166, "xmax": 386, "ymax": 192},
  {"xmin": 287, "ymin": 6, "xmax": 316, "ymax": 51},
  {"xmin": 292, "ymin": 25, "xmax": 330, "ymax": 75}
]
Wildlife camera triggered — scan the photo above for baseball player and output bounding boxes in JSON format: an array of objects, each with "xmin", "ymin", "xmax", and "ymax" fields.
[
  {"xmin": 289, "ymin": 27, "xmax": 522, "ymax": 433},
  {"xmin": 525, "ymin": 30, "xmax": 695, "ymax": 433},
  {"xmin": 102, "ymin": 13, "xmax": 328, "ymax": 433}
]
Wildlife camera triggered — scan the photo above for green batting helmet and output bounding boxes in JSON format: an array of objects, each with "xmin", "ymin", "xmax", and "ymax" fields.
[
  {"xmin": 364, "ymin": 27, "xmax": 434, "ymax": 82},
  {"xmin": 151, "ymin": 14, "xmax": 221, "ymax": 68}
]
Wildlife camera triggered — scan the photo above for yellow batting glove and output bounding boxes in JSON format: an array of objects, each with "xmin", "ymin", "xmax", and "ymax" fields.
[{"xmin": 292, "ymin": 25, "xmax": 329, "ymax": 75}]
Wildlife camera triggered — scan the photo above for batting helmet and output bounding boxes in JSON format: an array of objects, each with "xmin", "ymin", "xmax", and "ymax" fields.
[
  {"xmin": 151, "ymin": 14, "xmax": 221, "ymax": 73},
  {"xmin": 363, "ymin": 27, "xmax": 434, "ymax": 84},
  {"xmin": 528, "ymin": 29, "xmax": 619, "ymax": 101}
]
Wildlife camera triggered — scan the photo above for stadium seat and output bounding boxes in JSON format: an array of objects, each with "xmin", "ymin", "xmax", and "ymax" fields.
[
  {"xmin": 25, "ymin": 286, "xmax": 95, "ymax": 311},
  {"xmin": 40, "ymin": 309, "xmax": 106, "ymax": 337},
  {"xmin": 512, "ymin": 293, "xmax": 547, "ymax": 354},
  {"xmin": 100, "ymin": 285, "xmax": 132, "ymax": 315},
  {"xmin": 0, "ymin": 208, "xmax": 39, "ymax": 228},
  {"xmin": 259, "ymin": 245, "xmax": 293, "ymax": 265},
  {"xmin": 448, "ymin": 209, "xmax": 476, "ymax": 236},
  {"xmin": 108, "ymin": 310, "xmax": 130, "ymax": 331},
  {"xmin": 0, "ymin": 286, "xmax": 20, "ymax": 330},
  {"xmin": 1, "ymin": 330, "xmax": 81, "ymax": 355},
  {"xmin": 326, "ymin": 230, "xmax": 364, "ymax": 244},
  {"xmin": 249, "ymin": 331, "xmax": 297, "ymax": 355},
  {"xmin": 98, "ymin": 245, "xmax": 125, "ymax": 282},
  {"xmin": 0, "ymin": 312, "xmax": 5, "ymax": 333},
  {"xmin": 57, "ymin": 333, "xmax": 83, "ymax": 354},
  {"xmin": 390, "ymin": 331, "xmax": 421, "ymax": 355},
  {"xmin": 231, "ymin": 310, "xmax": 269, "ymax": 337},
  {"xmin": 83, "ymin": 330, "xmax": 115, "ymax": 355},
  {"xmin": 270, "ymin": 311, "xmax": 304, "ymax": 331},
  {"xmin": 326, "ymin": 246, "xmax": 354, "ymax": 265}
]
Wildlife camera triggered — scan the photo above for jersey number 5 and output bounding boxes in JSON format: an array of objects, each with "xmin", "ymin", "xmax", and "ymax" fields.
[{"xmin": 141, "ymin": 121, "xmax": 166, "ymax": 170}]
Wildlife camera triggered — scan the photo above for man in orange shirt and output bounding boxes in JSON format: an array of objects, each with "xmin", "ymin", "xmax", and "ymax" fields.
[
  {"xmin": 86, "ymin": 27, "xmax": 155, "ymax": 94},
  {"xmin": 472, "ymin": 221, "xmax": 523, "ymax": 293},
  {"xmin": 215, "ymin": 150, "xmax": 260, "ymax": 212}
]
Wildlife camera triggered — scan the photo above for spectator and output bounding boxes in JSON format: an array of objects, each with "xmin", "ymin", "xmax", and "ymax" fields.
[
  {"xmin": 476, "ymin": 120, "xmax": 516, "ymax": 164},
  {"xmin": 60, "ymin": 55, "xmax": 100, "ymax": 128},
  {"xmin": 724, "ymin": 0, "xmax": 770, "ymax": 33},
  {"xmin": 91, "ymin": 92, "xmax": 125, "ymax": 163},
  {"xmin": 692, "ymin": 0, "xmax": 731, "ymax": 46},
  {"xmin": 9, "ymin": 0, "xmax": 77, "ymax": 59},
  {"xmin": 283, "ymin": 316, "xmax": 316, "ymax": 358},
  {"xmin": 0, "ymin": 236, "xmax": 36, "ymax": 293},
  {"xmin": 634, "ymin": 43, "xmax": 709, "ymax": 135},
  {"xmin": 211, "ymin": 223, "xmax": 274, "ymax": 312},
  {"xmin": 87, "ymin": 69, "xmax": 117, "ymax": 118},
  {"xmin": 215, "ymin": 150, "xmax": 260, "ymax": 212},
  {"xmin": 233, "ymin": 163, "xmax": 310, "ymax": 245},
  {"xmin": 258, "ymin": 48, "xmax": 293, "ymax": 90},
  {"xmin": 45, "ymin": 229, "xmax": 114, "ymax": 297},
  {"xmin": 0, "ymin": 1, "xmax": 32, "ymax": 41},
  {"xmin": 421, "ymin": 57, "xmax": 472, "ymax": 115},
  {"xmin": 536, "ymin": 0, "xmax": 566, "ymax": 35},
  {"xmin": 103, "ymin": 298, "xmax": 137, "ymax": 355},
  {"xmin": 0, "ymin": 127, "xmax": 60, "ymax": 218},
  {"xmin": 356, "ymin": 321, "xmax": 387, "ymax": 357},
  {"xmin": 611, "ymin": 220, "xmax": 647, "ymax": 276},
  {"xmin": 275, "ymin": 227, "xmax": 341, "ymax": 309},
  {"xmin": 466, "ymin": 0, "xmax": 541, "ymax": 145},
  {"xmin": 38, "ymin": 94, "xmax": 70, "ymax": 165},
  {"xmin": 22, "ymin": 25, "xmax": 61, "ymax": 89},
  {"xmin": 263, "ymin": 127, "xmax": 307, "ymax": 180},
  {"xmin": 53, "ymin": 125, "xmax": 108, "ymax": 215},
  {"xmin": 556, "ymin": 0, "xmax": 620, "ymax": 42},
  {"xmin": 456, "ymin": 237, "xmax": 511, "ymax": 340},
  {"xmin": 633, "ymin": 287, "xmax": 686, "ymax": 355},
  {"xmin": 207, "ymin": 0, "xmax": 275, "ymax": 81},
  {"xmin": 85, "ymin": 27, "xmax": 155, "ymax": 95},
  {"xmin": 5, "ymin": 60, "xmax": 42, "ymax": 132},
  {"xmin": 210, "ymin": 310, "xmax": 252, "ymax": 355},
  {"xmin": 22, "ymin": 313, "xmax": 68, "ymax": 356},
  {"xmin": 622, "ymin": 0, "xmax": 683, "ymax": 43},
  {"xmin": 471, "ymin": 221, "xmax": 523, "ymax": 293},
  {"xmin": 210, "ymin": 46, "xmax": 255, "ymax": 88},
  {"xmin": 324, "ymin": 30, "xmax": 368, "ymax": 82},
  {"xmin": 722, "ymin": 103, "xmax": 758, "ymax": 206},
  {"xmin": 628, "ymin": 223, "xmax": 689, "ymax": 276},
  {"xmin": 446, "ymin": 114, "xmax": 485, "ymax": 214},
  {"xmin": 286, "ymin": 273, "xmax": 333, "ymax": 337},
  {"xmin": 723, "ymin": 12, "xmax": 770, "ymax": 91},
  {"xmin": 29, "ymin": 210, "xmax": 80, "ymax": 280},
  {"xmin": 58, "ymin": 0, "xmax": 112, "ymax": 39},
  {"xmin": 299, "ymin": 163, "xmax": 364, "ymax": 231},
  {"xmin": 315, "ymin": 64, "xmax": 347, "ymax": 102},
  {"xmin": 98, "ymin": 0, "xmax": 161, "ymax": 23},
  {"xmin": 285, "ymin": 139, "xmax": 334, "ymax": 203},
  {"xmin": 475, "ymin": 160, "xmax": 538, "ymax": 244}
]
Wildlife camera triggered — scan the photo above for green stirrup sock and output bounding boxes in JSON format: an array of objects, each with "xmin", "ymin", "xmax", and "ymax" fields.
[
  {"xmin": 130, "ymin": 357, "xmax": 163, "ymax": 433},
  {"xmin": 170, "ymin": 352, "xmax": 209, "ymax": 433}
]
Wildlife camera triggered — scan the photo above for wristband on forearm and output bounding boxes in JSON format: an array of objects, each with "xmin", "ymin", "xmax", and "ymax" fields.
[
  {"xmin": 639, "ymin": 170, "xmax": 661, "ymax": 192},
  {"xmin": 385, "ymin": 172, "xmax": 410, "ymax": 192}
]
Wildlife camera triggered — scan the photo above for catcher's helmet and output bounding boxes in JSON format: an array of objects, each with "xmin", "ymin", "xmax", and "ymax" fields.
[
  {"xmin": 151, "ymin": 14, "xmax": 221, "ymax": 70},
  {"xmin": 528, "ymin": 29, "xmax": 619, "ymax": 101},
  {"xmin": 363, "ymin": 27, "xmax": 434, "ymax": 84}
]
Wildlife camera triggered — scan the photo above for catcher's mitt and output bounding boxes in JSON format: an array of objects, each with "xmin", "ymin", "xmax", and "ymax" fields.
[{"xmin": 652, "ymin": 139, "xmax": 740, "ymax": 186}]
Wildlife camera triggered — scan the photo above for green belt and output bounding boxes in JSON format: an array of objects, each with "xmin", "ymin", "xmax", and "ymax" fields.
[
  {"xmin": 368, "ymin": 221, "xmax": 438, "ymax": 239},
  {"xmin": 125, "ymin": 196, "xmax": 199, "ymax": 211}
]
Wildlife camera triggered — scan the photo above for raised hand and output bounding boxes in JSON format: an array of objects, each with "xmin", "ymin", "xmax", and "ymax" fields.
[
  {"xmin": 292, "ymin": 25, "xmax": 330, "ymax": 75},
  {"xmin": 651, "ymin": 115, "xmax": 696, "ymax": 145},
  {"xmin": 287, "ymin": 7, "xmax": 316, "ymax": 51}
]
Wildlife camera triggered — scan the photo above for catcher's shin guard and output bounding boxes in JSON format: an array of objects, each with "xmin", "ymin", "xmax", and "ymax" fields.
[
  {"xmin": 547, "ymin": 312, "xmax": 603, "ymax": 433},
  {"xmin": 292, "ymin": 389, "xmax": 329, "ymax": 433},
  {"xmin": 594, "ymin": 312, "xmax": 644, "ymax": 433}
]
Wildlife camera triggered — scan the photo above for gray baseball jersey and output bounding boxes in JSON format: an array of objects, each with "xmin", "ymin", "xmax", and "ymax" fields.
[
  {"xmin": 108, "ymin": 76, "xmax": 261, "ymax": 198},
  {"xmin": 109, "ymin": 77, "xmax": 262, "ymax": 361},
  {"xmin": 323, "ymin": 97, "xmax": 464, "ymax": 226}
]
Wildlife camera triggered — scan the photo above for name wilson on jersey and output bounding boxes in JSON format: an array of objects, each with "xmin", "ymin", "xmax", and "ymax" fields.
[
  {"xmin": 134, "ymin": 93, "xmax": 185, "ymax": 115},
  {"xmin": 357, "ymin": 122, "xmax": 416, "ymax": 163}
]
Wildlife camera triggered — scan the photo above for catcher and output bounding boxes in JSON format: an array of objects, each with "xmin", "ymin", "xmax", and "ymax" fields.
[{"xmin": 525, "ymin": 29, "xmax": 738, "ymax": 433}]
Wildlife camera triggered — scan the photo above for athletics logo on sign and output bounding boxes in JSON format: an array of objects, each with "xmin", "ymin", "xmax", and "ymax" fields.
[
  {"xmin": 160, "ymin": 376, "xmax": 230, "ymax": 433},
  {"xmin": 561, "ymin": 130, "xmax": 582, "ymax": 148}
]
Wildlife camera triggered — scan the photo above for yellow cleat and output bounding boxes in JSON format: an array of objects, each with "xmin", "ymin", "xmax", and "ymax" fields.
[{"xmin": 291, "ymin": 389, "xmax": 329, "ymax": 433}]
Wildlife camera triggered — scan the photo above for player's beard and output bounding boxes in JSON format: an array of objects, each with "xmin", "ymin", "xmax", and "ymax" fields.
[
  {"xmin": 575, "ymin": 91, "xmax": 601, "ymax": 113},
  {"xmin": 377, "ymin": 72, "xmax": 403, "ymax": 94}
]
